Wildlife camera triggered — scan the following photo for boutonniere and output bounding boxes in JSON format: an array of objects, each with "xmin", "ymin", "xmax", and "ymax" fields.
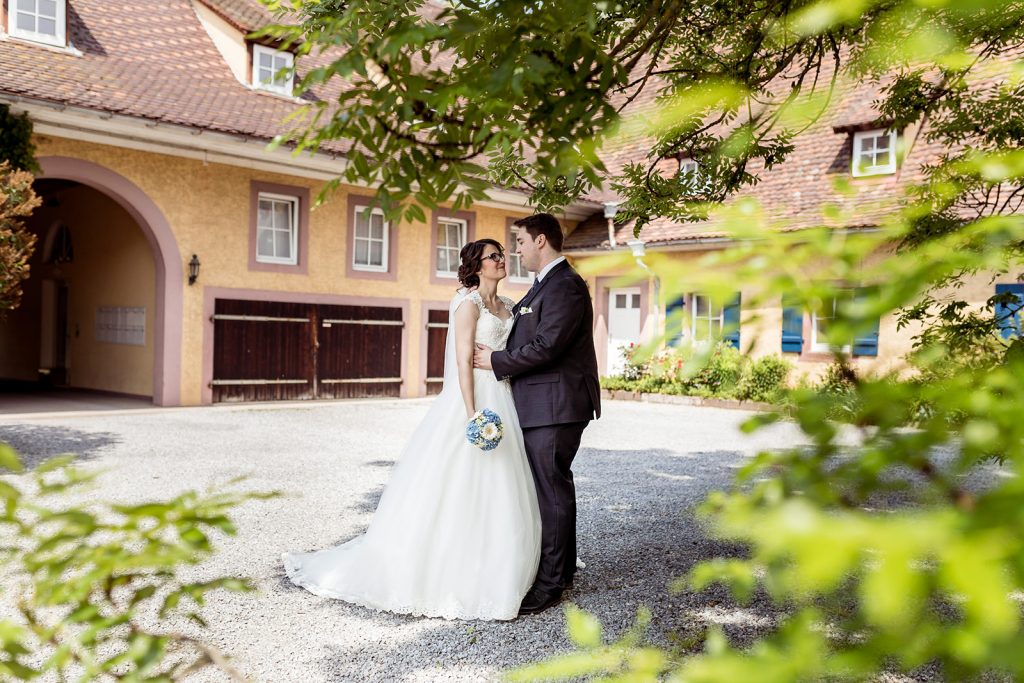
[{"xmin": 518, "ymin": 306, "xmax": 534, "ymax": 315}]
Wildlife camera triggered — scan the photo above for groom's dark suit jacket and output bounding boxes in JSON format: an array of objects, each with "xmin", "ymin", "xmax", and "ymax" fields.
[{"xmin": 491, "ymin": 259, "xmax": 601, "ymax": 429}]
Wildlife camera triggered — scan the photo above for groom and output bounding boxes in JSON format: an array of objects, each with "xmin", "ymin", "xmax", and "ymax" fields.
[{"xmin": 474, "ymin": 213, "xmax": 601, "ymax": 615}]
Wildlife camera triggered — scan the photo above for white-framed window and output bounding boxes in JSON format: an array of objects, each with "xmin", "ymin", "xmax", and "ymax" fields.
[
  {"xmin": 252, "ymin": 44, "xmax": 294, "ymax": 96},
  {"xmin": 852, "ymin": 129, "xmax": 898, "ymax": 177},
  {"xmin": 9, "ymin": 0, "xmax": 67, "ymax": 47},
  {"xmin": 691, "ymin": 294, "xmax": 723, "ymax": 344},
  {"xmin": 618, "ymin": 292, "xmax": 641, "ymax": 308},
  {"xmin": 435, "ymin": 217, "xmax": 466, "ymax": 278},
  {"xmin": 352, "ymin": 206, "xmax": 389, "ymax": 272},
  {"xmin": 256, "ymin": 193, "xmax": 299, "ymax": 265},
  {"xmin": 811, "ymin": 291, "xmax": 854, "ymax": 353},
  {"xmin": 678, "ymin": 156, "xmax": 710, "ymax": 193},
  {"xmin": 506, "ymin": 225, "xmax": 533, "ymax": 283},
  {"xmin": 679, "ymin": 157, "xmax": 700, "ymax": 177}
]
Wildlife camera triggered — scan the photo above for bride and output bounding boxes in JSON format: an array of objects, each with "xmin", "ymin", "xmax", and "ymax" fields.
[{"xmin": 282, "ymin": 238, "xmax": 541, "ymax": 620}]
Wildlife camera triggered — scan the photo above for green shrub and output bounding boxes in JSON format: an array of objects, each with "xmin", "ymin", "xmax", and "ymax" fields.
[
  {"xmin": 820, "ymin": 359, "xmax": 858, "ymax": 394},
  {"xmin": 737, "ymin": 355, "xmax": 792, "ymax": 403},
  {"xmin": 689, "ymin": 342, "xmax": 744, "ymax": 398},
  {"xmin": 817, "ymin": 360, "xmax": 861, "ymax": 419},
  {"xmin": 604, "ymin": 344, "xmax": 797, "ymax": 404},
  {"xmin": 600, "ymin": 375, "xmax": 635, "ymax": 391},
  {"xmin": 619, "ymin": 343, "xmax": 648, "ymax": 381},
  {"xmin": 646, "ymin": 346, "xmax": 692, "ymax": 383}
]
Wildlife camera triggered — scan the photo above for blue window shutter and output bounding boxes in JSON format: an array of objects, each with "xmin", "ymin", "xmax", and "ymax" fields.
[
  {"xmin": 781, "ymin": 297, "xmax": 804, "ymax": 353},
  {"xmin": 666, "ymin": 296, "xmax": 686, "ymax": 347},
  {"xmin": 852, "ymin": 288, "xmax": 880, "ymax": 357},
  {"xmin": 995, "ymin": 284, "xmax": 1024, "ymax": 339},
  {"xmin": 723, "ymin": 294, "xmax": 741, "ymax": 350}
]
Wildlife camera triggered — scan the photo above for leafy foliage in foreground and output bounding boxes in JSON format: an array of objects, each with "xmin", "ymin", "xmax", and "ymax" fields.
[
  {"xmin": 0, "ymin": 444, "xmax": 273, "ymax": 681},
  {"xmin": 547, "ymin": 154, "xmax": 1024, "ymax": 679}
]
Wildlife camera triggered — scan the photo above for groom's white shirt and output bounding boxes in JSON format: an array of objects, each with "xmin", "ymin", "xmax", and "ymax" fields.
[{"xmin": 535, "ymin": 256, "xmax": 566, "ymax": 283}]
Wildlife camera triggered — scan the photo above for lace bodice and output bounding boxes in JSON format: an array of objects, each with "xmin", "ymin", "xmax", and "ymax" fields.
[{"xmin": 465, "ymin": 291, "xmax": 515, "ymax": 350}]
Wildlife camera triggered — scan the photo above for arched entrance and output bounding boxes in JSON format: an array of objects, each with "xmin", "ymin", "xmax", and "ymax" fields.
[{"xmin": 0, "ymin": 158, "xmax": 181, "ymax": 406}]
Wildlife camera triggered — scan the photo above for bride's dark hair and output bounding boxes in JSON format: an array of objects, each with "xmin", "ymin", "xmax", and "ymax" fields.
[{"xmin": 458, "ymin": 238, "xmax": 504, "ymax": 289}]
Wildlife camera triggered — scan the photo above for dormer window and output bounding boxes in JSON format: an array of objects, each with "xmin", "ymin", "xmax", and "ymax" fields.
[
  {"xmin": 678, "ymin": 156, "xmax": 709, "ymax": 192},
  {"xmin": 252, "ymin": 44, "xmax": 294, "ymax": 96},
  {"xmin": 679, "ymin": 157, "xmax": 699, "ymax": 176},
  {"xmin": 852, "ymin": 129, "xmax": 898, "ymax": 177},
  {"xmin": 9, "ymin": 0, "xmax": 67, "ymax": 47}
]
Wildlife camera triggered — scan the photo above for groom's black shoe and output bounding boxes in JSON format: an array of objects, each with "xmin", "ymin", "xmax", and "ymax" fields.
[{"xmin": 518, "ymin": 587, "xmax": 563, "ymax": 616}]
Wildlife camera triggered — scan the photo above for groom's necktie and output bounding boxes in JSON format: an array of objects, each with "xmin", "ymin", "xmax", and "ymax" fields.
[{"xmin": 519, "ymin": 278, "xmax": 540, "ymax": 309}]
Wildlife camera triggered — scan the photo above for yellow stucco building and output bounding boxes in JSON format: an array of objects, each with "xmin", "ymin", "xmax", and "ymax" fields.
[
  {"xmin": 0, "ymin": 0, "xmax": 597, "ymax": 406},
  {"xmin": 1, "ymin": 0, "xmax": 1018, "ymax": 407}
]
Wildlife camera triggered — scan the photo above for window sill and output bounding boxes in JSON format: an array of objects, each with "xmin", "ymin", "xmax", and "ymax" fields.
[
  {"xmin": 850, "ymin": 169, "xmax": 897, "ymax": 179},
  {"xmin": 1, "ymin": 32, "xmax": 79, "ymax": 55},
  {"xmin": 247, "ymin": 85, "xmax": 303, "ymax": 103},
  {"xmin": 250, "ymin": 259, "xmax": 305, "ymax": 274},
  {"xmin": 352, "ymin": 264, "xmax": 389, "ymax": 274}
]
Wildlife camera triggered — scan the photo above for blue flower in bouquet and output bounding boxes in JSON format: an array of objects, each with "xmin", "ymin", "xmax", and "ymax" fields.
[{"xmin": 466, "ymin": 409, "xmax": 504, "ymax": 451}]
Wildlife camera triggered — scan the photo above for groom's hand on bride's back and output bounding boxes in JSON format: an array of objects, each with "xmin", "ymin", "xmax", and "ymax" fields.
[{"xmin": 474, "ymin": 344, "xmax": 493, "ymax": 370}]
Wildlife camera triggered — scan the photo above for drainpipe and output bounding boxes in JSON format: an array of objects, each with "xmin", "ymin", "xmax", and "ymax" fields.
[
  {"xmin": 602, "ymin": 201, "xmax": 620, "ymax": 249},
  {"xmin": 627, "ymin": 238, "xmax": 661, "ymax": 344}
]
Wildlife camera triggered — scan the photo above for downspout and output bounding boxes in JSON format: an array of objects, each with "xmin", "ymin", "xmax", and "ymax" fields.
[
  {"xmin": 602, "ymin": 201, "xmax": 620, "ymax": 249},
  {"xmin": 627, "ymin": 238, "xmax": 661, "ymax": 345}
]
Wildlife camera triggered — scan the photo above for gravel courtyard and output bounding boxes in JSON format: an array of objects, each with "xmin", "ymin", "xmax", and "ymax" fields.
[{"xmin": 0, "ymin": 398, "xmax": 816, "ymax": 682}]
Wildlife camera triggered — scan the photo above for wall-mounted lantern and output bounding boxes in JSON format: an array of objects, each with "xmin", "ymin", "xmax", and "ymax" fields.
[{"xmin": 188, "ymin": 254, "xmax": 201, "ymax": 286}]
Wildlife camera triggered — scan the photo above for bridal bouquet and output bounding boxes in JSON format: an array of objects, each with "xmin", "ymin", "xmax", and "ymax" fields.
[{"xmin": 466, "ymin": 409, "xmax": 504, "ymax": 451}]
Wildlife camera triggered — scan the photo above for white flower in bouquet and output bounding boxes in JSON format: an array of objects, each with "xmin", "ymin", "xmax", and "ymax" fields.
[{"xmin": 466, "ymin": 409, "xmax": 504, "ymax": 451}]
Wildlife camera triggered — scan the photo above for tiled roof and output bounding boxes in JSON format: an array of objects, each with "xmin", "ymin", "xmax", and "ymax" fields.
[
  {"xmin": 195, "ymin": 0, "xmax": 274, "ymax": 32},
  {"xmin": 0, "ymin": 0, "xmax": 346, "ymax": 149},
  {"xmin": 566, "ymin": 73, "xmax": 947, "ymax": 251},
  {"xmin": 0, "ymin": 0, "xmax": 542, "ymax": 199}
]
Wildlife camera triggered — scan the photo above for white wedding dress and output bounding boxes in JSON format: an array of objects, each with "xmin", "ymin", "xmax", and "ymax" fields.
[{"xmin": 283, "ymin": 289, "xmax": 541, "ymax": 620}]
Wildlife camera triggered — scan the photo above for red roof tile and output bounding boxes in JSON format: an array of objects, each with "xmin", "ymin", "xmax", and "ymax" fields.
[{"xmin": 195, "ymin": 0, "xmax": 275, "ymax": 33}]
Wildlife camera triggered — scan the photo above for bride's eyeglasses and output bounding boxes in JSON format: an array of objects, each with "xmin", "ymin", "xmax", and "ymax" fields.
[{"xmin": 484, "ymin": 253, "xmax": 506, "ymax": 263}]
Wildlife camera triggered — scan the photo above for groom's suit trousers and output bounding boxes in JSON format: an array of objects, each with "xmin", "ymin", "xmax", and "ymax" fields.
[{"xmin": 522, "ymin": 420, "xmax": 588, "ymax": 594}]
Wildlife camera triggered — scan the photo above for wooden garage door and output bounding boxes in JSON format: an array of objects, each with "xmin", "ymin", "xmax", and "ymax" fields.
[
  {"xmin": 211, "ymin": 299, "xmax": 403, "ymax": 403},
  {"xmin": 316, "ymin": 304, "xmax": 403, "ymax": 399},
  {"xmin": 424, "ymin": 309, "xmax": 449, "ymax": 395},
  {"xmin": 211, "ymin": 300, "xmax": 314, "ymax": 402}
]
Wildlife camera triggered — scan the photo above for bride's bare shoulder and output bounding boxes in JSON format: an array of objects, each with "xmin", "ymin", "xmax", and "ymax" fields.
[{"xmin": 453, "ymin": 288, "xmax": 483, "ymax": 315}]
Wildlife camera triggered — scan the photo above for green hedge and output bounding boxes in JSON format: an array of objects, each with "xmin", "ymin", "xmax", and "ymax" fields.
[{"xmin": 602, "ymin": 342, "xmax": 794, "ymax": 404}]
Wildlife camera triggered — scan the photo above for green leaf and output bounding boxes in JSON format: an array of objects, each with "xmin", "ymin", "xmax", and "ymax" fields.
[
  {"xmin": 564, "ymin": 604, "xmax": 602, "ymax": 649},
  {"xmin": 0, "ymin": 443, "xmax": 23, "ymax": 473}
]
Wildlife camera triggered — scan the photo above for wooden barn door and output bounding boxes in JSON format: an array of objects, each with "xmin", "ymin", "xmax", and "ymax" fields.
[
  {"xmin": 314, "ymin": 304, "xmax": 404, "ymax": 399},
  {"xmin": 211, "ymin": 299, "xmax": 314, "ymax": 402},
  {"xmin": 424, "ymin": 309, "xmax": 449, "ymax": 395},
  {"xmin": 211, "ymin": 299, "xmax": 404, "ymax": 403}
]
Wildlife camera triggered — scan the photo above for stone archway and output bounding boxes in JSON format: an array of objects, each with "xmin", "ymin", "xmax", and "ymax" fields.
[{"xmin": 38, "ymin": 157, "xmax": 182, "ymax": 406}]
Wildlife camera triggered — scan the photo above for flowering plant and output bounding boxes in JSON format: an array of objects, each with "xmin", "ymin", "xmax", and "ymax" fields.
[{"xmin": 466, "ymin": 409, "xmax": 504, "ymax": 451}]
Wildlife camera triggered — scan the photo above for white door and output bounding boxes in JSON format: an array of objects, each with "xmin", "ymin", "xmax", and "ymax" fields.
[{"xmin": 607, "ymin": 287, "xmax": 642, "ymax": 375}]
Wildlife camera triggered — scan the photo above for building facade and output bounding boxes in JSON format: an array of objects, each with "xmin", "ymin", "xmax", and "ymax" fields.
[
  {"xmin": 0, "ymin": 0, "xmax": 593, "ymax": 406},
  {"xmin": 1, "ymin": 1, "xmax": 1018, "ymax": 405},
  {"xmin": 564, "ymin": 71, "xmax": 1023, "ymax": 379}
]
